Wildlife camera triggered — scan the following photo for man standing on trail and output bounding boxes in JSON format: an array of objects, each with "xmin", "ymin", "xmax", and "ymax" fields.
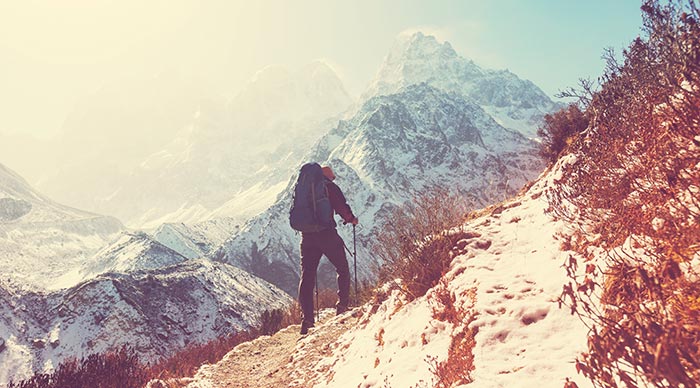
[{"xmin": 289, "ymin": 163, "xmax": 358, "ymax": 335}]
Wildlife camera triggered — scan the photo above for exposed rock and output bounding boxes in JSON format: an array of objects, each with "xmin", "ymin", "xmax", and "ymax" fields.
[
  {"xmin": 0, "ymin": 197, "xmax": 32, "ymax": 221},
  {"xmin": 32, "ymin": 339, "xmax": 45, "ymax": 349}
]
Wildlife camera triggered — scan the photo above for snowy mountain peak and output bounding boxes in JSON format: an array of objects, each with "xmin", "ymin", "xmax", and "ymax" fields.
[
  {"xmin": 363, "ymin": 31, "xmax": 559, "ymax": 138},
  {"xmin": 229, "ymin": 60, "xmax": 352, "ymax": 134},
  {"xmin": 78, "ymin": 231, "xmax": 189, "ymax": 280},
  {"xmin": 391, "ymin": 31, "xmax": 459, "ymax": 62},
  {"xmin": 363, "ymin": 31, "xmax": 483, "ymax": 101},
  {"xmin": 244, "ymin": 61, "xmax": 348, "ymax": 101},
  {"xmin": 239, "ymin": 61, "xmax": 349, "ymax": 102}
]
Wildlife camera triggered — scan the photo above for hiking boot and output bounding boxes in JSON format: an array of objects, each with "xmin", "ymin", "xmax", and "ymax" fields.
[
  {"xmin": 300, "ymin": 320, "xmax": 314, "ymax": 335},
  {"xmin": 336, "ymin": 305, "xmax": 348, "ymax": 315}
]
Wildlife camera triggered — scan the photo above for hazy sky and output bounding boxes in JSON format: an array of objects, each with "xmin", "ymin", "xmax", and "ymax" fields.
[{"xmin": 1, "ymin": 0, "xmax": 643, "ymax": 138}]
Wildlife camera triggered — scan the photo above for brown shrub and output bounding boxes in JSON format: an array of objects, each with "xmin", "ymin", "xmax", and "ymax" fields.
[
  {"xmin": 375, "ymin": 186, "xmax": 473, "ymax": 300},
  {"xmin": 259, "ymin": 308, "xmax": 289, "ymax": 336},
  {"xmin": 7, "ymin": 346, "xmax": 150, "ymax": 388},
  {"xmin": 427, "ymin": 281, "xmax": 477, "ymax": 387},
  {"xmin": 354, "ymin": 279, "xmax": 380, "ymax": 307},
  {"xmin": 316, "ymin": 287, "xmax": 341, "ymax": 309},
  {"xmin": 552, "ymin": 1, "xmax": 700, "ymax": 386},
  {"xmin": 537, "ymin": 104, "xmax": 590, "ymax": 163}
]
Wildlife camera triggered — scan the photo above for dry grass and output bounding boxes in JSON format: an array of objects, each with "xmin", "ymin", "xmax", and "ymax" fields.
[
  {"xmin": 375, "ymin": 186, "xmax": 473, "ymax": 300},
  {"xmin": 552, "ymin": 1, "xmax": 700, "ymax": 386},
  {"xmin": 427, "ymin": 280, "xmax": 477, "ymax": 387},
  {"xmin": 7, "ymin": 347, "xmax": 150, "ymax": 388}
]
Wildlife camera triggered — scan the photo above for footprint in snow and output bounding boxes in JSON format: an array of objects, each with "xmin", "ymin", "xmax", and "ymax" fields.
[{"xmin": 520, "ymin": 307, "xmax": 549, "ymax": 325}]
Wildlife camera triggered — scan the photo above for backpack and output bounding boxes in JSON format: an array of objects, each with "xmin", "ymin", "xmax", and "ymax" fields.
[{"xmin": 289, "ymin": 163, "xmax": 334, "ymax": 233}]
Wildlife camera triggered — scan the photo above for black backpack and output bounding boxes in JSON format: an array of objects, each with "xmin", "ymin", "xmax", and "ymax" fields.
[{"xmin": 289, "ymin": 163, "xmax": 334, "ymax": 233}]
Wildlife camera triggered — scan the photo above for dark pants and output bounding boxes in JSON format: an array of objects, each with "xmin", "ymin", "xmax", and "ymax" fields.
[{"xmin": 298, "ymin": 228, "xmax": 350, "ymax": 324}]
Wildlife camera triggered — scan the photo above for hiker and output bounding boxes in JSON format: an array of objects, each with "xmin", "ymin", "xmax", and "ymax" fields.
[{"xmin": 289, "ymin": 163, "xmax": 358, "ymax": 335}]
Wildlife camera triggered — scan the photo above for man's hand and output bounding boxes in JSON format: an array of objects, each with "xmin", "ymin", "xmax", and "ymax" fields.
[{"xmin": 343, "ymin": 217, "xmax": 359, "ymax": 225}]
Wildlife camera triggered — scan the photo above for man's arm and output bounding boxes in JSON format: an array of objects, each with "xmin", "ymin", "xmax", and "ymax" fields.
[{"xmin": 327, "ymin": 181, "xmax": 358, "ymax": 224}]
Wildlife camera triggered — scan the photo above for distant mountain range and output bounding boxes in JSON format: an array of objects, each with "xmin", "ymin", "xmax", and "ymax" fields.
[
  {"xmin": 0, "ymin": 162, "xmax": 123, "ymax": 291},
  {"xmin": 0, "ymin": 259, "xmax": 290, "ymax": 385},
  {"xmin": 0, "ymin": 163, "xmax": 290, "ymax": 385},
  {"xmin": 2, "ymin": 61, "xmax": 352, "ymax": 229},
  {"xmin": 0, "ymin": 31, "xmax": 559, "ymax": 383},
  {"xmin": 204, "ymin": 32, "xmax": 553, "ymax": 294}
]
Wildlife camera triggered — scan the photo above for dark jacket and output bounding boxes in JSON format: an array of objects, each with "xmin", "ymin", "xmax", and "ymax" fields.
[{"xmin": 326, "ymin": 179, "xmax": 355, "ymax": 225}]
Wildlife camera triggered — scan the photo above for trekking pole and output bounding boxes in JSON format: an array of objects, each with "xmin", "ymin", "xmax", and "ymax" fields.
[
  {"xmin": 353, "ymin": 224, "xmax": 357, "ymax": 307},
  {"xmin": 315, "ymin": 276, "xmax": 319, "ymax": 322}
]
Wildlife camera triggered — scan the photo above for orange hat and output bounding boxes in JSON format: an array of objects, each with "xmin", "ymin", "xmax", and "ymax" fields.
[{"xmin": 321, "ymin": 166, "xmax": 336, "ymax": 180}]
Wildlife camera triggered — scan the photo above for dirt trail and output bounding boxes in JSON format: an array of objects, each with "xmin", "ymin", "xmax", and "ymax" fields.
[{"xmin": 181, "ymin": 309, "xmax": 360, "ymax": 388}]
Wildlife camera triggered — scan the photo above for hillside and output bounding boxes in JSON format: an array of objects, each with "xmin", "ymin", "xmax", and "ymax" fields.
[
  {"xmin": 182, "ymin": 167, "xmax": 591, "ymax": 388},
  {"xmin": 212, "ymin": 81, "xmax": 545, "ymax": 295},
  {"xmin": 184, "ymin": 5, "xmax": 700, "ymax": 386},
  {"xmin": 0, "ymin": 259, "xmax": 291, "ymax": 386},
  {"xmin": 3, "ymin": 1, "xmax": 696, "ymax": 386},
  {"xmin": 0, "ymin": 162, "xmax": 123, "ymax": 290},
  {"xmin": 159, "ymin": 32, "xmax": 554, "ymax": 296}
]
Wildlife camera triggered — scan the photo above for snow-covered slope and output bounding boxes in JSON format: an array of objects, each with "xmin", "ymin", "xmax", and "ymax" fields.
[
  {"xmin": 362, "ymin": 32, "xmax": 559, "ymax": 138},
  {"xmin": 153, "ymin": 217, "xmax": 241, "ymax": 260},
  {"xmin": 0, "ymin": 284, "xmax": 34, "ymax": 385},
  {"xmin": 186, "ymin": 168, "xmax": 592, "ymax": 388},
  {"xmin": 78, "ymin": 231, "xmax": 189, "ymax": 280},
  {"xmin": 0, "ymin": 259, "xmax": 291, "ymax": 385},
  {"xmin": 212, "ymin": 82, "xmax": 545, "ymax": 295},
  {"xmin": 303, "ymin": 172, "xmax": 591, "ymax": 387},
  {"xmin": 0, "ymin": 162, "xmax": 123, "ymax": 290}
]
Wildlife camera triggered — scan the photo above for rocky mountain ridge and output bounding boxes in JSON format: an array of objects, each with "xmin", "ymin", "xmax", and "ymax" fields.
[
  {"xmin": 0, "ymin": 259, "xmax": 291, "ymax": 385},
  {"xmin": 147, "ymin": 32, "xmax": 557, "ymax": 295},
  {"xmin": 362, "ymin": 32, "xmax": 559, "ymax": 138},
  {"xmin": 0, "ymin": 165, "xmax": 292, "ymax": 385},
  {"xmin": 0, "ymin": 162, "xmax": 123, "ymax": 291},
  {"xmin": 211, "ymin": 81, "xmax": 545, "ymax": 294}
]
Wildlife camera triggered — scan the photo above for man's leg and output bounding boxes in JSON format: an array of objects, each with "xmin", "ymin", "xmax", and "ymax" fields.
[
  {"xmin": 321, "ymin": 229, "xmax": 351, "ymax": 312},
  {"xmin": 299, "ymin": 234, "xmax": 322, "ymax": 326}
]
